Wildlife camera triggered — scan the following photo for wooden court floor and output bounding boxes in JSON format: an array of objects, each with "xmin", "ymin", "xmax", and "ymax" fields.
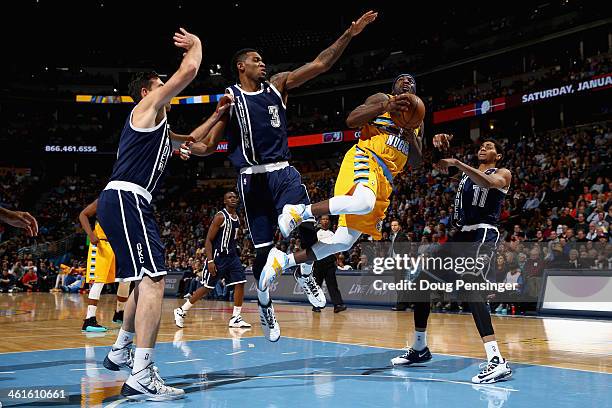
[{"xmin": 0, "ymin": 292, "xmax": 610, "ymax": 374}]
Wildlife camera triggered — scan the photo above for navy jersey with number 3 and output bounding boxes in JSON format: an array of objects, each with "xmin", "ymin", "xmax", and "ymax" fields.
[
  {"xmin": 225, "ymin": 82, "xmax": 289, "ymax": 169},
  {"xmin": 453, "ymin": 168, "xmax": 507, "ymax": 227}
]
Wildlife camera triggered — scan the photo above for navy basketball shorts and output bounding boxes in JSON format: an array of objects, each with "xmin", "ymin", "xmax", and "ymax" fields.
[
  {"xmin": 203, "ymin": 256, "xmax": 247, "ymax": 289},
  {"xmin": 238, "ymin": 165, "xmax": 310, "ymax": 248},
  {"xmin": 418, "ymin": 226, "xmax": 500, "ymax": 285},
  {"xmin": 97, "ymin": 189, "xmax": 166, "ymax": 282}
]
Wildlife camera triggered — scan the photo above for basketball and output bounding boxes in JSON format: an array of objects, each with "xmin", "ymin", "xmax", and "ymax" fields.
[{"xmin": 391, "ymin": 94, "xmax": 426, "ymax": 129}]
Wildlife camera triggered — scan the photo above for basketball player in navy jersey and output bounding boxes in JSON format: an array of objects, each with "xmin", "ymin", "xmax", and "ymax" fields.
[
  {"xmin": 182, "ymin": 11, "xmax": 378, "ymax": 342},
  {"xmin": 391, "ymin": 139, "xmax": 513, "ymax": 384},
  {"xmin": 97, "ymin": 28, "xmax": 231, "ymax": 401},
  {"xmin": 173, "ymin": 191, "xmax": 251, "ymax": 329}
]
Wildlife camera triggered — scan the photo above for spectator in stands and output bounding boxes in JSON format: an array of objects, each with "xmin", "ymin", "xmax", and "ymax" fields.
[
  {"xmin": 20, "ymin": 266, "xmax": 38, "ymax": 292},
  {"xmin": 0, "ymin": 267, "xmax": 17, "ymax": 292},
  {"xmin": 334, "ymin": 254, "xmax": 351, "ymax": 270}
]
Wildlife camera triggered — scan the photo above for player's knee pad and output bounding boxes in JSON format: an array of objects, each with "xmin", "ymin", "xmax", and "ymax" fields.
[
  {"xmin": 88, "ymin": 282, "xmax": 104, "ymax": 301},
  {"xmin": 353, "ymin": 183, "xmax": 376, "ymax": 214},
  {"xmin": 254, "ymin": 245, "xmax": 273, "ymax": 281},
  {"xmin": 298, "ymin": 221, "xmax": 317, "ymax": 248}
]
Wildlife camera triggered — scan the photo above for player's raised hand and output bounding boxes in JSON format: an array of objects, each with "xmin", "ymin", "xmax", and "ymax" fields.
[
  {"xmin": 433, "ymin": 133, "xmax": 453, "ymax": 150},
  {"xmin": 173, "ymin": 28, "xmax": 201, "ymax": 52},
  {"xmin": 349, "ymin": 10, "xmax": 378, "ymax": 37}
]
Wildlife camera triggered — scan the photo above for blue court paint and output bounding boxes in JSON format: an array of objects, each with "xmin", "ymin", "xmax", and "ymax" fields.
[{"xmin": 0, "ymin": 336, "xmax": 609, "ymax": 407}]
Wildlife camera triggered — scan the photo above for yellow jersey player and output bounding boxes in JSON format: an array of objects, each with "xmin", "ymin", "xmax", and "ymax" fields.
[
  {"xmin": 79, "ymin": 199, "xmax": 131, "ymax": 332},
  {"xmin": 260, "ymin": 74, "xmax": 449, "ymax": 289}
]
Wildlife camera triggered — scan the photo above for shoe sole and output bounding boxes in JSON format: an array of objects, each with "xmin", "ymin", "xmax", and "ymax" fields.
[
  {"xmin": 391, "ymin": 355, "xmax": 432, "ymax": 366},
  {"xmin": 229, "ymin": 324, "xmax": 252, "ymax": 328},
  {"xmin": 82, "ymin": 327, "xmax": 108, "ymax": 332},
  {"xmin": 121, "ymin": 383, "xmax": 185, "ymax": 401},
  {"xmin": 103, "ymin": 355, "xmax": 121, "ymax": 371},
  {"xmin": 473, "ymin": 369, "xmax": 513, "ymax": 384}
]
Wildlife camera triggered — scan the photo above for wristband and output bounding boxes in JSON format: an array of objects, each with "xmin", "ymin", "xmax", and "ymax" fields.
[{"xmin": 207, "ymin": 260, "xmax": 214, "ymax": 264}]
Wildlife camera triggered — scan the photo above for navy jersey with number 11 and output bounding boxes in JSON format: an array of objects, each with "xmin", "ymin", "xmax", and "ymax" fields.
[
  {"xmin": 225, "ymin": 82, "xmax": 289, "ymax": 169},
  {"xmin": 453, "ymin": 168, "xmax": 508, "ymax": 228}
]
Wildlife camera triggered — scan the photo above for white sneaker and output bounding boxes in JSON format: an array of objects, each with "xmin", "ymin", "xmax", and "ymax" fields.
[
  {"xmin": 103, "ymin": 343, "xmax": 134, "ymax": 371},
  {"xmin": 174, "ymin": 307, "xmax": 186, "ymax": 328},
  {"xmin": 229, "ymin": 315, "xmax": 252, "ymax": 328},
  {"xmin": 259, "ymin": 248, "xmax": 289, "ymax": 291},
  {"xmin": 121, "ymin": 364, "xmax": 185, "ymax": 401},
  {"xmin": 294, "ymin": 269, "xmax": 326, "ymax": 308},
  {"xmin": 258, "ymin": 300, "xmax": 280, "ymax": 342},
  {"xmin": 472, "ymin": 356, "xmax": 513, "ymax": 384},
  {"xmin": 278, "ymin": 204, "xmax": 307, "ymax": 238}
]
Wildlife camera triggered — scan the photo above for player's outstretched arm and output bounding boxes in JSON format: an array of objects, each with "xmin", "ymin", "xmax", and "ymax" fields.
[
  {"xmin": 437, "ymin": 159, "xmax": 512, "ymax": 189},
  {"xmin": 178, "ymin": 96, "xmax": 233, "ymax": 158},
  {"xmin": 271, "ymin": 11, "xmax": 378, "ymax": 95},
  {"xmin": 0, "ymin": 206, "xmax": 38, "ymax": 237},
  {"xmin": 78, "ymin": 200, "xmax": 99, "ymax": 245},
  {"xmin": 133, "ymin": 28, "xmax": 202, "ymax": 126},
  {"xmin": 204, "ymin": 213, "xmax": 225, "ymax": 276}
]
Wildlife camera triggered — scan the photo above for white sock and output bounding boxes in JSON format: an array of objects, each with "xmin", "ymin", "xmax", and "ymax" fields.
[
  {"xmin": 86, "ymin": 305, "xmax": 97, "ymax": 319},
  {"xmin": 233, "ymin": 306, "xmax": 242, "ymax": 317},
  {"xmin": 132, "ymin": 348, "xmax": 154, "ymax": 374},
  {"xmin": 303, "ymin": 205, "xmax": 313, "ymax": 220},
  {"xmin": 182, "ymin": 300, "xmax": 193, "ymax": 312},
  {"xmin": 412, "ymin": 330, "xmax": 427, "ymax": 351},
  {"xmin": 113, "ymin": 328, "xmax": 135, "ymax": 349},
  {"xmin": 116, "ymin": 300, "xmax": 126, "ymax": 312},
  {"xmin": 257, "ymin": 289, "xmax": 270, "ymax": 305},
  {"xmin": 287, "ymin": 254, "xmax": 297, "ymax": 268},
  {"xmin": 300, "ymin": 262, "xmax": 313, "ymax": 276},
  {"xmin": 484, "ymin": 340, "xmax": 502, "ymax": 361}
]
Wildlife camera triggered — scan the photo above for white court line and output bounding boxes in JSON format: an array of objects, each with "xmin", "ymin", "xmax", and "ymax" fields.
[
  {"xmin": 70, "ymin": 367, "xmax": 105, "ymax": 371},
  {"xmin": 166, "ymin": 358, "xmax": 203, "ymax": 364},
  {"xmin": 0, "ymin": 371, "xmax": 16, "ymax": 374},
  {"xmin": 226, "ymin": 350, "xmax": 246, "ymax": 356},
  {"xmin": 190, "ymin": 373, "xmax": 519, "ymax": 392},
  {"xmin": 282, "ymin": 352, "xmax": 298, "ymax": 355},
  {"xmin": 284, "ymin": 335, "xmax": 612, "ymax": 376}
]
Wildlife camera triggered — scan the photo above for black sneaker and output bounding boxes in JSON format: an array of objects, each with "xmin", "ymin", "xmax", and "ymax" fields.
[
  {"xmin": 334, "ymin": 304, "xmax": 347, "ymax": 313},
  {"xmin": 113, "ymin": 310, "xmax": 124, "ymax": 324},
  {"xmin": 312, "ymin": 306, "xmax": 322, "ymax": 312},
  {"xmin": 391, "ymin": 347, "xmax": 432, "ymax": 366},
  {"xmin": 82, "ymin": 317, "xmax": 108, "ymax": 332}
]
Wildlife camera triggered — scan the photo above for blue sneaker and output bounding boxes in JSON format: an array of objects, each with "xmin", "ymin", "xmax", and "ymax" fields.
[{"xmin": 82, "ymin": 317, "xmax": 107, "ymax": 332}]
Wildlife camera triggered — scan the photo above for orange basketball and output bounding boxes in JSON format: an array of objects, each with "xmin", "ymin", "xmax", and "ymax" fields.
[{"xmin": 391, "ymin": 94, "xmax": 426, "ymax": 129}]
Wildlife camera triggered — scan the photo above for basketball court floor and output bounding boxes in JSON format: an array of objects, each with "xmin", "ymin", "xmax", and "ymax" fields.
[{"xmin": 0, "ymin": 293, "xmax": 610, "ymax": 407}]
